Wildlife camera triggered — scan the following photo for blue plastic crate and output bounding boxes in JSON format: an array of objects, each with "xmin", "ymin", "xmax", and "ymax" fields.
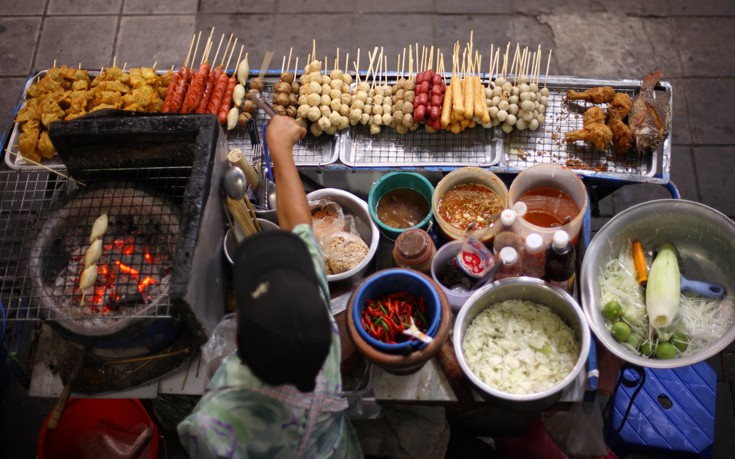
[{"xmin": 606, "ymin": 361, "xmax": 716, "ymax": 459}]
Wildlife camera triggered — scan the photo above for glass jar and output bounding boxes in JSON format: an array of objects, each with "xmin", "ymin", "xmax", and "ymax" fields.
[{"xmin": 392, "ymin": 229, "xmax": 436, "ymax": 274}]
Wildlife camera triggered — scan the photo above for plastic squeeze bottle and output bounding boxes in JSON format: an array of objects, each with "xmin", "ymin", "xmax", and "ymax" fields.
[
  {"xmin": 494, "ymin": 247, "xmax": 522, "ymax": 280},
  {"xmin": 521, "ymin": 233, "xmax": 545, "ymax": 278},
  {"xmin": 492, "ymin": 209, "xmax": 521, "ymax": 254},
  {"xmin": 545, "ymin": 230, "xmax": 576, "ymax": 293}
]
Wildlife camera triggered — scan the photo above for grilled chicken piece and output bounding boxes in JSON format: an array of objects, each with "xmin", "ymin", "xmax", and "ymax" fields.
[{"xmin": 566, "ymin": 86, "xmax": 616, "ymax": 104}]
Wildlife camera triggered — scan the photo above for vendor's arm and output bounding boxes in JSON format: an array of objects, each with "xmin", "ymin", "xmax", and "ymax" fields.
[{"xmin": 266, "ymin": 115, "xmax": 310, "ymax": 230}]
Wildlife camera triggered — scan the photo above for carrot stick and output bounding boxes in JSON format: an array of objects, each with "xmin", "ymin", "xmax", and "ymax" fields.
[{"xmin": 632, "ymin": 241, "xmax": 648, "ymax": 285}]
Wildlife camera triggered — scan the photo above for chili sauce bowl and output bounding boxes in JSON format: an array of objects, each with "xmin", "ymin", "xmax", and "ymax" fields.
[{"xmin": 345, "ymin": 268, "xmax": 451, "ymax": 375}]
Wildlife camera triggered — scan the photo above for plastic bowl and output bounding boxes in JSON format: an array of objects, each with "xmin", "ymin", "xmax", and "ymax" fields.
[
  {"xmin": 350, "ymin": 268, "xmax": 443, "ymax": 354},
  {"xmin": 368, "ymin": 171, "xmax": 434, "ymax": 240},
  {"xmin": 581, "ymin": 199, "xmax": 735, "ymax": 369},
  {"xmin": 431, "ymin": 240, "xmax": 476, "ymax": 312},
  {"xmin": 508, "ymin": 163, "xmax": 588, "ymax": 246},
  {"xmin": 306, "ymin": 188, "xmax": 380, "ymax": 283},
  {"xmin": 454, "ymin": 277, "xmax": 590, "ymax": 411},
  {"xmin": 432, "ymin": 167, "xmax": 508, "ymax": 244}
]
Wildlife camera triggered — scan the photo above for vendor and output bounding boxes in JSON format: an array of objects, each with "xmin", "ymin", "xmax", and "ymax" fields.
[{"xmin": 177, "ymin": 116, "xmax": 363, "ymax": 458}]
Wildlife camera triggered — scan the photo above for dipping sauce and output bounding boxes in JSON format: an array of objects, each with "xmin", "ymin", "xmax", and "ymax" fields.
[
  {"xmin": 437, "ymin": 183, "xmax": 504, "ymax": 231},
  {"xmin": 376, "ymin": 188, "xmax": 430, "ymax": 229},
  {"xmin": 517, "ymin": 187, "xmax": 580, "ymax": 228}
]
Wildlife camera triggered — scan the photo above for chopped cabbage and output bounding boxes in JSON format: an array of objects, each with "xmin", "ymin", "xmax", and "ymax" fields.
[{"xmin": 462, "ymin": 299, "xmax": 580, "ymax": 395}]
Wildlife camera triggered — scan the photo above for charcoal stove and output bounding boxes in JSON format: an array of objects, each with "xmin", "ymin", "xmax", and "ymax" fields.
[{"xmin": 1, "ymin": 111, "xmax": 230, "ymax": 389}]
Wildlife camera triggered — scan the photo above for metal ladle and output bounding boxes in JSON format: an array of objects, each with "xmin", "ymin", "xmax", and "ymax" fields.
[{"xmin": 222, "ymin": 166, "xmax": 247, "ymax": 200}]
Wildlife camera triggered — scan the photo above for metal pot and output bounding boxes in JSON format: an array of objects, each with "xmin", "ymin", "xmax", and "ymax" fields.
[{"xmin": 453, "ymin": 277, "xmax": 591, "ymax": 412}]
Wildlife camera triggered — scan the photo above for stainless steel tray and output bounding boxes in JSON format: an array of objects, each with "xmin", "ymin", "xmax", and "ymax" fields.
[
  {"xmin": 499, "ymin": 76, "xmax": 671, "ymax": 184},
  {"xmin": 4, "ymin": 71, "xmax": 66, "ymax": 171},
  {"xmin": 225, "ymin": 73, "xmax": 340, "ymax": 168},
  {"xmin": 342, "ymin": 122, "xmax": 502, "ymax": 168}
]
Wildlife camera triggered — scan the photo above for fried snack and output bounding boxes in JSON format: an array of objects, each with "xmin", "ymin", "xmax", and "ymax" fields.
[
  {"xmin": 607, "ymin": 93, "xmax": 634, "ymax": 153},
  {"xmin": 566, "ymin": 86, "xmax": 616, "ymax": 104},
  {"xmin": 565, "ymin": 123, "xmax": 613, "ymax": 150},
  {"xmin": 583, "ymin": 106, "xmax": 607, "ymax": 125}
]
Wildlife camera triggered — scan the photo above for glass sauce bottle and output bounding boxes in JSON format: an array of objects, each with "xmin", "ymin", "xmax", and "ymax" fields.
[
  {"xmin": 494, "ymin": 247, "xmax": 522, "ymax": 280},
  {"xmin": 545, "ymin": 230, "xmax": 576, "ymax": 293},
  {"xmin": 492, "ymin": 209, "xmax": 521, "ymax": 254}
]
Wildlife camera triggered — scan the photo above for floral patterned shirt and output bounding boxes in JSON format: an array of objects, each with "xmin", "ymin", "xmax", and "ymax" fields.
[{"xmin": 177, "ymin": 224, "xmax": 362, "ymax": 459}]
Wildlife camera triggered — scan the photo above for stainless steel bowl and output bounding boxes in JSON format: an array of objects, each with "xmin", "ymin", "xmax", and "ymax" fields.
[
  {"xmin": 306, "ymin": 188, "xmax": 380, "ymax": 283},
  {"xmin": 581, "ymin": 199, "xmax": 735, "ymax": 368},
  {"xmin": 453, "ymin": 277, "xmax": 591, "ymax": 411}
]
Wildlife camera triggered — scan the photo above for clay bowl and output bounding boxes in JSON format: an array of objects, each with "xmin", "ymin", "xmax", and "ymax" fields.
[{"xmin": 345, "ymin": 268, "xmax": 452, "ymax": 375}]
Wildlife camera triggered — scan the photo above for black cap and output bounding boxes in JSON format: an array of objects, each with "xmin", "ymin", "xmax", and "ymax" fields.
[{"xmin": 232, "ymin": 230, "xmax": 332, "ymax": 392}]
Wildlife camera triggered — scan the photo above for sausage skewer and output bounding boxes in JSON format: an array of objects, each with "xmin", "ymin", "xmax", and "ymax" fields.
[
  {"xmin": 218, "ymin": 45, "xmax": 244, "ymax": 124},
  {"xmin": 162, "ymin": 35, "xmax": 196, "ymax": 113}
]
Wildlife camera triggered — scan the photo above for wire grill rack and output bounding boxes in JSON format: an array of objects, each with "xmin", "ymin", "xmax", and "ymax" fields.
[
  {"xmin": 500, "ymin": 77, "xmax": 669, "ymax": 182},
  {"xmin": 343, "ymin": 122, "xmax": 501, "ymax": 168},
  {"xmin": 0, "ymin": 167, "xmax": 190, "ymax": 322},
  {"xmin": 225, "ymin": 75, "xmax": 340, "ymax": 167}
]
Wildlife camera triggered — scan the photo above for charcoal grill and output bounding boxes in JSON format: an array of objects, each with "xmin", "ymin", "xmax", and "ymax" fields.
[{"xmin": 1, "ymin": 111, "xmax": 229, "ymax": 364}]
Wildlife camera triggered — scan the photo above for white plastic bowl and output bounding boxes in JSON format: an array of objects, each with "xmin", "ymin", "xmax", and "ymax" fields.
[{"xmin": 307, "ymin": 188, "xmax": 380, "ymax": 283}]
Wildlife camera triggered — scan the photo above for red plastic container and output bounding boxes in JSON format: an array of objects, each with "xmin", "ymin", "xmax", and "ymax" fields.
[{"xmin": 37, "ymin": 398, "xmax": 159, "ymax": 459}]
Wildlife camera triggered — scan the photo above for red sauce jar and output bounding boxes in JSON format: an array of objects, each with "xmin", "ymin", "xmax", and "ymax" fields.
[{"xmin": 392, "ymin": 229, "xmax": 436, "ymax": 274}]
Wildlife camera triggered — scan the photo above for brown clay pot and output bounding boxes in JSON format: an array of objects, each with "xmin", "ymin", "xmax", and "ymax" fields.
[{"xmin": 345, "ymin": 271, "xmax": 452, "ymax": 375}]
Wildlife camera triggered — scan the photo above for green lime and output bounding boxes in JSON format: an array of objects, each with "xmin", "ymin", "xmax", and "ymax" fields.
[
  {"xmin": 655, "ymin": 342, "xmax": 678, "ymax": 360},
  {"xmin": 626, "ymin": 334, "xmax": 642, "ymax": 350},
  {"xmin": 611, "ymin": 321, "xmax": 631, "ymax": 342},
  {"xmin": 671, "ymin": 332, "xmax": 689, "ymax": 352},
  {"xmin": 640, "ymin": 340, "xmax": 655, "ymax": 357},
  {"xmin": 623, "ymin": 307, "xmax": 645, "ymax": 327},
  {"xmin": 602, "ymin": 300, "xmax": 623, "ymax": 320}
]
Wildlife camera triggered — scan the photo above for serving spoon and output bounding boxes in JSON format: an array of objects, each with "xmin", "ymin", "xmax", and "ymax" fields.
[{"xmin": 680, "ymin": 275, "xmax": 726, "ymax": 299}]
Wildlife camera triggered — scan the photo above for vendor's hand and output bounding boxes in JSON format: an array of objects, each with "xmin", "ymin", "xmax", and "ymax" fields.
[{"xmin": 266, "ymin": 115, "xmax": 306, "ymax": 155}]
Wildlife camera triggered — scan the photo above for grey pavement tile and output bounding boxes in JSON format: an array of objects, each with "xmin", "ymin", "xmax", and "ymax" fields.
[
  {"xmin": 714, "ymin": 381, "xmax": 735, "ymax": 459},
  {"xmin": 538, "ymin": 15, "xmax": 682, "ymax": 79},
  {"xmin": 511, "ymin": 16, "xmax": 555, "ymax": 63},
  {"xmin": 195, "ymin": 14, "xmax": 276, "ymax": 71},
  {"xmin": 0, "ymin": 77, "xmax": 27, "ymax": 141},
  {"xmin": 353, "ymin": 14, "xmax": 433, "ymax": 69},
  {"xmin": 434, "ymin": 15, "xmax": 513, "ymax": 68},
  {"xmin": 272, "ymin": 14, "xmax": 355, "ymax": 72},
  {"xmin": 357, "ymin": 0, "xmax": 426, "ymax": 13},
  {"xmin": 280, "ymin": 0, "xmax": 355, "ymax": 13},
  {"xmin": 35, "ymin": 16, "xmax": 117, "ymax": 70},
  {"xmin": 668, "ymin": 146, "xmax": 698, "ymax": 201},
  {"xmin": 675, "ymin": 17, "xmax": 735, "ymax": 78},
  {"xmin": 588, "ymin": 0, "xmax": 670, "ymax": 16},
  {"xmin": 47, "ymin": 0, "xmax": 122, "ymax": 14},
  {"xmin": 0, "ymin": 0, "xmax": 47, "ymax": 15},
  {"xmin": 724, "ymin": 351, "xmax": 735, "ymax": 382},
  {"xmin": 669, "ymin": 0, "xmax": 735, "ymax": 16},
  {"xmin": 116, "ymin": 16, "xmax": 196, "ymax": 69},
  {"xmin": 123, "ymin": 0, "xmax": 198, "ymax": 14},
  {"xmin": 512, "ymin": 0, "xmax": 592, "ymax": 15},
  {"xmin": 668, "ymin": 78, "xmax": 691, "ymax": 145},
  {"xmin": 692, "ymin": 146, "xmax": 735, "ymax": 217},
  {"xmin": 0, "ymin": 18, "xmax": 41, "ymax": 76},
  {"xmin": 608, "ymin": 182, "xmax": 675, "ymax": 214},
  {"xmin": 436, "ymin": 0, "xmax": 511, "ymax": 14},
  {"xmin": 198, "ymin": 0, "xmax": 276, "ymax": 13},
  {"xmin": 686, "ymin": 78, "xmax": 735, "ymax": 145}
]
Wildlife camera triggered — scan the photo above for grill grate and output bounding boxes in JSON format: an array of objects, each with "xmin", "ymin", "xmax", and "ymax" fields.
[{"xmin": 0, "ymin": 167, "xmax": 191, "ymax": 322}]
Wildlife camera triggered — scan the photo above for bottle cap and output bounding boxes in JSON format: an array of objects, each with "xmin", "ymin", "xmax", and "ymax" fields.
[
  {"xmin": 499, "ymin": 246, "xmax": 518, "ymax": 264},
  {"xmin": 552, "ymin": 230, "xmax": 569, "ymax": 249},
  {"xmin": 394, "ymin": 229, "xmax": 434, "ymax": 264},
  {"xmin": 500, "ymin": 209, "xmax": 516, "ymax": 226},
  {"xmin": 525, "ymin": 233, "xmax": 543, "ymax": 253},
  {"xmin": 513, "ymin": 201, "xmax": 528, "ymax": 218}
]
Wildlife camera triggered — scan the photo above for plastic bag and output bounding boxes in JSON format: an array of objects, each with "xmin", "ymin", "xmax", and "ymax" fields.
[
  {"xmin": 200, "ymin": 313, "xmax": 237, "ymax": 383},
  {"xmin": 310, "ymin": 199, "xmax": 370, "ymax": 275}
]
